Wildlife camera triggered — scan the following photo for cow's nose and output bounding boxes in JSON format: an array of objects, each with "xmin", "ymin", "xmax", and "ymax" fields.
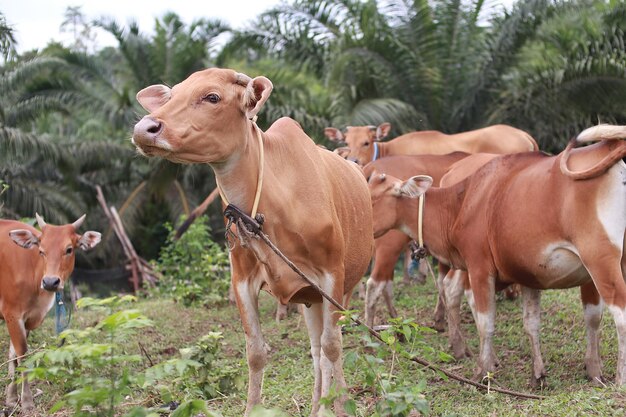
[
  {"xmin": 42, "ymin": 276, "xmax": 61, "ymax": 292},
  {"xmin": 133, "ymin": 117, "xmax": 163, "ymax": 144}
]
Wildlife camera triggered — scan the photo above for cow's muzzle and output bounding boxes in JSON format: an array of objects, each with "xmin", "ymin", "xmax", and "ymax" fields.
[
  {"xmin": 133, "ymin": 117, "xmax": 164, "ymax": 146},
  {"xmin": 42, "ymin": 276, "xmax": 61, "ymax": 292}
]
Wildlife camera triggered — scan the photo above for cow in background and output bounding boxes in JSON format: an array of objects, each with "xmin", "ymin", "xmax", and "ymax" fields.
[
  {"xmin": 0, "ymin": 214, "xmax": 101, "ymax": 411},
  {"xmin": 132, "ymin": 68, "xmax": 373, "ymax": 416},
  {"xmin": 325, "ymin": 122, "xmax": 538, "ymax": 167},
  {"xmin": 367, "ymin": 124, "xmax": 626, "ymax": 387}
]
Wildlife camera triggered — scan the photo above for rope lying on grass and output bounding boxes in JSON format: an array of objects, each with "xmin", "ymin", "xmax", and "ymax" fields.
[{"xmin": 223, "ymin": 204, "xmax": 545, "ymax": 401}]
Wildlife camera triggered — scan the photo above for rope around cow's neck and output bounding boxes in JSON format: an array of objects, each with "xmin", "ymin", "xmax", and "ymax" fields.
[
  {"xmin": 216, "ymin": 116, "xmax": 264, "ymax": 218},
  {"xmin": 222, "ymin": 204, "xmax": 544, "ymax": 401}
]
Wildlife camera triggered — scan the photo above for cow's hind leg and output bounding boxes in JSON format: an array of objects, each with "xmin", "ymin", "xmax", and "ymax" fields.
[
  {"xmin": 580, "ymin": 281, "xmax": 605, "ymax": 384},
  {"xmin": 234, "ymin": 280, "xmax": 268, "ymax": 416},
  {"xmin": 382, "ymin": 281, "xmax": 398, "ymax": 319},
  {"xmin": 521, "ymin": 286, "xmax": 546, "ymax": 388},
  {"xmin": 581, "ymin": 246, "xmax": 626, "ymax": 385},
  {"xmin": 5, "ymin": 318, "xmax": 33, "ymax": 411},
  {"xmin": 466, "ymin": 271, "xmax": 497, "ymax": 381},
  {"xmin": 365, "ymin": 277, "xmax": 386, "ymax": 327}
]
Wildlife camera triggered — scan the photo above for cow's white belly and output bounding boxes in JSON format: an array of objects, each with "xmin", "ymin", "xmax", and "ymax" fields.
[{"xmin": 539, "ymin": 243, "xmax": 590, "ymax": 288}]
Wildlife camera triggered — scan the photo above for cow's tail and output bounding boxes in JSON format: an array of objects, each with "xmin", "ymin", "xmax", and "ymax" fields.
[{"xmin": 560, "ymin": 124, "xmax": 626, "ymax": 180}]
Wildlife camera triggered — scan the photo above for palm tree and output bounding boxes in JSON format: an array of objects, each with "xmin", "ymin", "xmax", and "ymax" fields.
[
  {"xmin": 0, "ymin": 12, "xmax": 17, "ymax": 61},
  {"xmin": 489, "ymin": 1, "xmax": 626, "ymax": 151},
  {"xmin": 230, "ymin": 0, "xmax": 554, "ymax": 140}
]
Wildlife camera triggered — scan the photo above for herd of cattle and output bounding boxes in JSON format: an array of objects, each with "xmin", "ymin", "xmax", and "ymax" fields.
[{"xmin": 2, "ymin": 67, "xmax": 625, "ymax": 415}]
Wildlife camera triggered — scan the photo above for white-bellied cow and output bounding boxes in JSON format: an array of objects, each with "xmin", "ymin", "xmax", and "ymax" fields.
[
  {"xmin": 367, "ymin": 125, "xmax": 626, "ymax": 387},
  {"xmin": 325, "ymin": 122, "xmax": 538, "ymax": 167},
  {"xmin": 132, "ymin": 68, "xmax": 374, "ymax": 416},
  {"xmin": 0, "ymin": 214, "xmax": 101, "ymax": 411}
]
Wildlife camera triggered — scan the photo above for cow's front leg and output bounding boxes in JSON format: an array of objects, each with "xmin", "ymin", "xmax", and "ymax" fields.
[
  {"xmin": 521, "ymin": 286, "xmax": 546, "ymax": 388},
  {"xmin": 5, "ymin": 318, "xmax": 33, "ymax": 411},
  {"xmin": 320, "ymin": 274, "xmax": 347, "ymax": 416},
  {"xmin": 302, "ymin": 303, "xmax": 323, "ymax": 416},
  {"xmin": 466, "ymin": 272, "xmax": 496, "ymax": 381},
  {"xmin": 444, "ymin": 270, "xmax": 471, "ymax": 359},
  {"xmin": 234, "ymin": 280, "xmax": 267, "ymax": 416},
  {"xmin": 5, "ymin": 342, "xmax": 17, "ymax": 407}
]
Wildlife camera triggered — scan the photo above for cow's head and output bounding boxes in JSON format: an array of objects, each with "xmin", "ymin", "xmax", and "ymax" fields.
[
  {"xmin": 9, "ymin": 214, "xmax": 101, "ymax": 292},
  {"xmin": 324, "ymin": 122, "xmax": 391, "ymax": 166},
  {"xmin": 368, "ymin": 172, "xmax": 433, "ymax": 238},
  {"xmin": 132, "ymin": 68, "xmax": 273, "ymax": 165}
]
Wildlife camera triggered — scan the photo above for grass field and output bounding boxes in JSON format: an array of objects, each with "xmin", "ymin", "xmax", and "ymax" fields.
[{"xmin": 2, "ymin": 271, "xmax": 626, "ymax": 416}]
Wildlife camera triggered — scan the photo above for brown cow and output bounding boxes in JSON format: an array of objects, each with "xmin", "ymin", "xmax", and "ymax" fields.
[
  {"xmin": 0, "ymin": 214, "xmax": 101, "ymax": 411},
  {"xmin": 132, "ymin": 68, "xmax": 374, "ymax": 416},
  {"xmin": 367, "ymin": 124, "xmax": 626, "ymax": 387},
  {"xmin": 361, "ymin": 153, "xmax": 470, "ymax": 328},
  {"xmin": 325, "ymin": 122, "xmax": 538, "ymax": 166},
  {"xmin": 363, "ymin": 153, "xmax": 501, "ymax": 359}
]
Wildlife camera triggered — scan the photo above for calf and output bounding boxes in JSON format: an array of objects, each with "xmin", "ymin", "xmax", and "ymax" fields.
[
  {"xmin": 325, "ymin": 122, "xmax": 538, "ymax": 166},
  {"xmin": 132, "ymin": 68, "xmax": 374, "ymax": 416},
  {"xmin": 364, "ymin": 153, "xmax": 500, "ymax": 359},
  {"xmin": 361, "ymin": 153, "xmax": 470, "ymax": 328},
  {"xmin": 368, "ymin": 125, "xmax": 626, "ymax": 386},
  {"xmin": 0, "ymin": 214, "xmax": 101, "ymax": 411}
]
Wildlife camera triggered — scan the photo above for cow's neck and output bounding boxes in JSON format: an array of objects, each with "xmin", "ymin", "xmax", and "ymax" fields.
[
  {"xmin": 211, "ymin": 122, "xmax": 264, "ymax": 216},
  {"xmin": 397, "ymin": 185, "xmax": 462, "ymax": 266}
]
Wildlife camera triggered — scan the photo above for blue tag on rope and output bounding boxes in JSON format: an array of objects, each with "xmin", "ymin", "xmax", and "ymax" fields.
[{"xmin": 55, "ymin": 291, "xmax": 70, "ymax": 334}]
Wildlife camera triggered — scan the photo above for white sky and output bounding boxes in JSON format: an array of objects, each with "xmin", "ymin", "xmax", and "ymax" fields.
[
  {"xmin": 1, "ymin": 0, "xmax": 517, "ymax": 54},
  {"xmin": 1, "ymin": 0, "xmax": 284, "ymax": 53}
]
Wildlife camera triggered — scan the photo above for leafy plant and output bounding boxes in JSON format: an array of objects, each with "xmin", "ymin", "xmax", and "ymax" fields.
[
  {"xmin": 340, "ymin": 316, "xmax": 441, "ymax": 416},
  {"xmin": 151, "ymin": 216, "xmax": 230, "ymax": 307},
  {"xmin": 25, "ymin": 295, "xmax": 153, "ymax": 416},
  {"xmin": 143, "ymin": 332, "xmax": 243, "ymax": 402}
]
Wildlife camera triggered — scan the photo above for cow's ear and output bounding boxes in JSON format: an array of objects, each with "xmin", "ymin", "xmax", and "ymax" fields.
[
  {"xmin": 324, "ymin": 128, "xmax": 344, "ymax": 143},
  {"xmin": 9, "ymin": 229, "xmax": 40, "ymax": 249},
  {"xmin": 398, "ymin": 175, "xmax": 433, "ymax": 198},
  {"xmin": 375, "ymin": 122, "xmax": 391, "ymax": 141},
  {"xmin": 334, "ymin": 146, "xmax": 350, "ymax": 158},
  {"xmin": 136, "ymin": 84, "xmax": 172, "ymax": 112},
  {"xmin": 78, "ymin": 231, "xmax": 102, "ymax": 251},
  {"xmin": 244, "ymin": 76, "xmax": 273, "ymax": 119}
]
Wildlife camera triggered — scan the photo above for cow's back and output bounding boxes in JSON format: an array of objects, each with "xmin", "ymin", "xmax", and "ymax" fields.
[
  {"xmin": 363, "ymin": 153, "xmax": 469, "ymax": 184},
  {"xmin": 452, "ymin": 150, "xmax": 625, "ymax": 287},
  {"xmin": 386, "ymin": 125, "xmax": 537, "ymax": 156}
]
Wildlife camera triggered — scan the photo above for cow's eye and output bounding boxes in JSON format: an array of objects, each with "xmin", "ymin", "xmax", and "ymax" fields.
[
  {"xmin": 363, "ymin": 142, "xmax": 370, "ymax": 147},
  {"xmin": 39, "ymin": 250, "xmax": 45, "ymax": 257},
  {"xmin": 65, "ymin": 247, "xmax": 73, "ymax": 256},
  {"xmin": 203, "ymin": 93, "xmax": 220, "ymax": 104}
]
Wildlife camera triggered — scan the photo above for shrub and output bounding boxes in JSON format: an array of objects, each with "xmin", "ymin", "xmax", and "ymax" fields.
[{"xmin": 151, "ymin": 216, "xmax": 230, "ymax": 307}]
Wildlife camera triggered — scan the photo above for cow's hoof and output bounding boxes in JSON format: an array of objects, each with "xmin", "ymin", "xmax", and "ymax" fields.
[
  {"xmin": 452, "ymin": 344, "xmax": 472, "ymax": 360},
  {"xmin": 432, "ymin": 320, "xmax": 446, "ymax": 333},
  {"xmin": 530, "ymin": 374, "xmax": 547, "ymax": 390}
]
